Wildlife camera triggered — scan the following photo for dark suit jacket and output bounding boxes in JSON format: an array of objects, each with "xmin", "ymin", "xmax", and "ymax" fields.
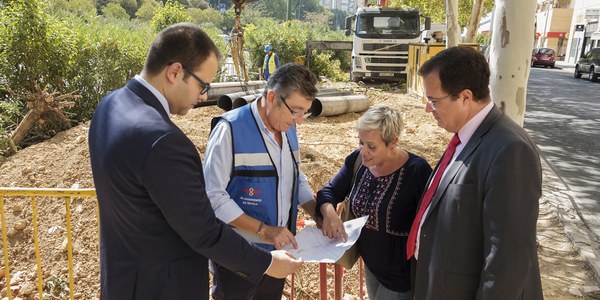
[
  {"xmin": 414, "ymin": 105, "xmax": 543, "ymax": 300},
  {"xmin": 89, "ymin": 79, "xmax": 271, "ymax": 299}
]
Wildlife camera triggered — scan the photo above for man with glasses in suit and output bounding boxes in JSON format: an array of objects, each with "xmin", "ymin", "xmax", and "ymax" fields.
[
  {"xmin": 408, "ymin": 46, "xmax": 543, "ymax": 300},
  {"xmin": 204, "ymin": 63, "xmax": 318, "ymax": 300},
  {"xmin": 89, "ymin": 23, "xmax": 302, "ymax": 300}
]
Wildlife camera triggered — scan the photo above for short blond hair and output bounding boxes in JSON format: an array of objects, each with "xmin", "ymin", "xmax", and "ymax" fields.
[{"xmin": 355, "ymin": 105, "xmax": 404, "ymax": 145}]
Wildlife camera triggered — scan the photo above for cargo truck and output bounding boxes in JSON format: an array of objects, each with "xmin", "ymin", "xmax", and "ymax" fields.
[{"xmin": 345, "ymin": 7, "xmax": 431, "ymax": 82}]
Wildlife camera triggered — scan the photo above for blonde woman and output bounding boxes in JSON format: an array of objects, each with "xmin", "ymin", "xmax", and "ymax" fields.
[{"xmin": 317, "ymin": 105, "xmax": 432, "ymax": 300}]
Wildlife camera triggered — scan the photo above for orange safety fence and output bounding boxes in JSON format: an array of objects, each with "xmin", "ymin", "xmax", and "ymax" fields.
[{"xmin": 0, "ymin": 187, "xmax": 364, "ymax": 300}]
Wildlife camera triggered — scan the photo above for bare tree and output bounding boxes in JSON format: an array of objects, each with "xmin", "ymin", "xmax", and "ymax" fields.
[
  {"xmin": 446, "ymin": 0, "xmax": 461, "ymax": 47},
  {"xmin": 488, "ymin": 0, "xmax": 536, "ymax": 125},
  {"xmin": 464, "ymin": 0, "xmax": 486, "ymax": 42}
]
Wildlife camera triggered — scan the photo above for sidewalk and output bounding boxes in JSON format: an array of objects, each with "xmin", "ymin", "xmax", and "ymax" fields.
[
  {"xmin": 554, "ymin": 60, "xmax": 576, "ymax": 71},
  {"xmin": 539, "ymin": 152, "xmax": 600, "ymax": 295}
]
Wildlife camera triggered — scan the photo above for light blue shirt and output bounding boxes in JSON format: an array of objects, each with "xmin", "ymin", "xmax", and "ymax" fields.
[{"xmin": 204, "ymin": 98, "xmax": 314, "ymax": 226}]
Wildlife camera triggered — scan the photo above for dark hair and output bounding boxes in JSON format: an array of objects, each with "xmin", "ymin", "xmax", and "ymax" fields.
[
  {"xmin": 263, "ymin": 63, "xmax": 318, "ymax": 101},
  {"xmin": 418, "ymin": 46, "xmax": 490, "ymax": 101},
  {"xmin": 143, "ymin": 23, "xmax": 222, "ymax": 78}
]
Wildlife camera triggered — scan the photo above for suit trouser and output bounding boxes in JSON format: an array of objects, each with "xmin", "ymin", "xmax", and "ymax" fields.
[
  {"xmin": 211, "ymin": 262, "xmax": 285, "ymax": 300},
  {"xmin": 410, "ymin": 257, "xmax": 417, "ymax": 299}
]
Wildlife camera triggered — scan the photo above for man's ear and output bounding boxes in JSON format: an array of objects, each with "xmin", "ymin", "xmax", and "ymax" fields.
[
  {"xmin": 165, "ymin": 62, "xmax": 183, "ymax": 83},
  {"xmin": 266, "ymin": 90, "xmax": 277, "ymax": 105},
  {"xmin": 459, "ymin": 88, "xmax": 474, "ymax": 104}
]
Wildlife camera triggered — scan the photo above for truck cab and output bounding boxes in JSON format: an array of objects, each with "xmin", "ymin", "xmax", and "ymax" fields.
[{"xmin": 345, "ymin": 7, "xmax": 430, "ymax": 82}]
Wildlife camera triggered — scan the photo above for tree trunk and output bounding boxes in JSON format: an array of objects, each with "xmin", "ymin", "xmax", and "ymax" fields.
[
  {"xmin": 10, "ymin": 109, "xmax": 41, "ymax": 147},
  {"xmin": 488, "ymin": 0, "xmax": 536, "ymax": 126},
  {"xmin": 446, "ymin": 0, "xmax": 461, "ymax": 47},
  {"xmin": 464, "ymin": 0, "xmax": 486, "ymax": 43}
]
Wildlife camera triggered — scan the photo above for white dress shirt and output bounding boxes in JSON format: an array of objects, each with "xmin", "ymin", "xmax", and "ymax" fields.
[{"xmin": 204, "ymin": 99, "xmax": 314, "ymax": 227}]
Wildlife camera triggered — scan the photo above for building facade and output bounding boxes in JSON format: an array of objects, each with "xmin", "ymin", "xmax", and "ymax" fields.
[
  {"xmin": 534, "ymin": 0, "xmax": 574, "ymax": 58},
  {"xmin": 564, "ymin": 0, "xmax": 600, "ymax": 63}
]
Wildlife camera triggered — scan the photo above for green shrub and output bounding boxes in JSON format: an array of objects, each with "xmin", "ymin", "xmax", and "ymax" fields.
[
  {"xmin": 136, "ymin": 1, "xmax": 160, "ymax": 21},
  {"xmin": 0, "ymin": 0, "xmax": 77, "ymax": 94},
  {"xmin": 151, "ymin": 0, "xmax": 191, "ymax": 32},
  {"xmin": 0, "ymin": 2, "xmax": 152, "ymax": 149},
  {"xmin": 244, "ymin": 19, "xmax": 351, "ymax": 80},
  {"xmin": 65, "ymin": 17, "xmax": 153, "ymax": 122},
  {"xmin": 48, "ymin": 0, "xmax": 97, "ymax": 20},
  {"xmin": 188, "ymin": 7, "xmax": 223, "ymax": 27},
  {"xmin": 310, "ymin": 52, "xmax": 348, "ymax": 82},
  {"xmin": 102, "ymin": 3, "xmax": 130, "ymax": 20}
]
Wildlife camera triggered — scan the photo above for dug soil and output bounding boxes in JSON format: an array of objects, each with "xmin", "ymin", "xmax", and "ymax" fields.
[{"xmin": 0, "ymin": 82, "xmax": 597, "ymax": 299}]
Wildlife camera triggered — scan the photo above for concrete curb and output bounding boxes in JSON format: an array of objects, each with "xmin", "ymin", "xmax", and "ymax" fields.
[
  {"xmin": 554, "ymin": 61, "xmax": 576, "ymax": 72},
  {"xmin": 539, "ymin": 154, "xmax": 600, "ymax": 283}
]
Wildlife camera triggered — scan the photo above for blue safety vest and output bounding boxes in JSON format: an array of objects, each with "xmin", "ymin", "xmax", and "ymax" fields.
[{"xmin": 211, "ymin": 105, "xmax": 300, "ymax": 248}]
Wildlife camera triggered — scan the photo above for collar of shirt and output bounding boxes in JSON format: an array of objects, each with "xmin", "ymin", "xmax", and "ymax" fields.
[
  {"xmin": 455, "ymin": 100, "xmax": 494, "ymax": 156},
  {"xmin": 251, "ymin": 97, "xmax": 287, "ymax": 144},
  {"xmin": 134, "ymin": 75, "xmax": 171, "ymax": 116}
]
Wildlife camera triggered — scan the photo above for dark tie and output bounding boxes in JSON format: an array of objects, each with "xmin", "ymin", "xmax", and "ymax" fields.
[{"xmin": 406, "ymin": 134, "xmax": 461, "ymax": 259}]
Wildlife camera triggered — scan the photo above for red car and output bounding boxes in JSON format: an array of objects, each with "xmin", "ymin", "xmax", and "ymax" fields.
[{"xmin": 531, "ymin": 48, "xmax": 556, "ymax": 68}]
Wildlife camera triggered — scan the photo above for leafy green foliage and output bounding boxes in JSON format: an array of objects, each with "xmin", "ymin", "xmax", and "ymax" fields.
[
  {"xmin": 65, "ymin": 17, "xmax": 153, "ymax": 122},
  {"xmin": 245, "ymin": 18, "xmax": 350, "ymax": 80},
  {"xmin": 120, "ymin": 0, "xmax": 139, "ymax": 18},
  {"xmin": 388, "ymin": 0, "xmax": 494, "ymax": 28},
  {"xmin": 0, "ymin": 0, "xmax": 77, "ymax": 94},
  {"xmin": 0, "ymin": 1, "xmax": 152, "ymax": 150},
  {"xmin": 476, "ymin": 32, "xmax": 491, "ymax": 44},
  {"xmin": 48, "ymin": 0, "xmax": 97, "ymax": 19},
  {"xmin": 102, "ymin": 3, "xmax": 131, "ymax": 20},
  {"xmin": 310, "ymin": 52, "xmax": 348, "ymax": 81},
  {"xmin": 187, "ymin": 0, "xmax": 209, "ymax": 9},
  {"xmin": 188, "ymin": 7, "xmax": 224, "ymax": 28},
  {"xmin": 151, "ymin": 0, "xmax": 191, "ymax": 32},
  {"xmin": 247, "ymin": 0, "xmax": 289, "ymax": 21},
  {"xmin": 0, "ymin": 0, "xmax": 354, "ymax": 154},
  {"xmin": 136, "ymin": 0, "xmax": 160, "ymax": 20},
  {"xmin": 0, "ymin": 0, "xmax": 78, "ymax": 146}
]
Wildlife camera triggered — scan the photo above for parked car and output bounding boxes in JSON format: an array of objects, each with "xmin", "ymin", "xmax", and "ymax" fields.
[
  {"xmin": 574, "ymin": 47, "xmax": 600, "ymax": 82},
  {"xmin": 531, "ymin": 48, "xmax": 556, "ymax": 68}
]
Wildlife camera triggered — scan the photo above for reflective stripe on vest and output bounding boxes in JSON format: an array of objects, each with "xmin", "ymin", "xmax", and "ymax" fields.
[{"xmin": 211, "ymin": 104, "xmax": 300, "ymax": 245}]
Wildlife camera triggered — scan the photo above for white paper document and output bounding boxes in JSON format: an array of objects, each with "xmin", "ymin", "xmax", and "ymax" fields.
[{"xmin": 283, "ymin": 216, "xmax": 369, "ymax": 263}]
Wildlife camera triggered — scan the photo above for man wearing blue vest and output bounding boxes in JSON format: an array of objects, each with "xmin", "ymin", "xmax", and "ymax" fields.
[
  {"xmin": 204, "ymin": 63, "xmax": 318, "ymax": 300},
  {"xmin": 262, "ymin": 44, "xmax": 280, "ymax": 80}
]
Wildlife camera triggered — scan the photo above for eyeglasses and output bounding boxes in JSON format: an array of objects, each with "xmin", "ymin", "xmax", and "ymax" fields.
[
  {"xmin": 183, "ymin": 67, "xmax": 211, "ymax": 95},
  {"xmin": 426, "ymin": 94, "xmax": 453, "ymax": 110},
  {"xmin": 280, "ymin": 95, "xmax": 312, "ymax": 119}
]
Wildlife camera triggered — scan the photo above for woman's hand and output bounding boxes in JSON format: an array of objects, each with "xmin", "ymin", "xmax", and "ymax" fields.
[{"xmin": 320, "ymin": 203, "xmax": 348, "ymax": 242}]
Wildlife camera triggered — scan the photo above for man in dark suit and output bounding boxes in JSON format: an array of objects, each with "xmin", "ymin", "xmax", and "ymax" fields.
[
  {"xmin": 88, "ymin": 23, "xmax": 302, "ymax": 300},
  {"xmin": 407, "ymin": 46, "xmax": 543, "ymax": 299}
]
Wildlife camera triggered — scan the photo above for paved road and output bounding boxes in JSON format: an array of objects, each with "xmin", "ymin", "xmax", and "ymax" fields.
[{"xmin": 525, "ymin": 66, "xmax": 600, "ymax": 242}]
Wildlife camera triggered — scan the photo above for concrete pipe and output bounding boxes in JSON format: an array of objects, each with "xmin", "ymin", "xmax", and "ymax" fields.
[
  {"xmin": 194, "ymin": 100, "xmax": 218, "ymax": 108},
  {"xmin": 207, "ymin": 81, "xmax": 266, "ymax": 101},
  {"xmin": 232, "ymin": 94, "xmax": 260, "ymax": 109},
  {"xmin": 310, "ymin": 95, "xmax": 370, "ymax": 117},
  {"xmin": 228, "ymin": 90, "xmax": 354, "ymax": 111},
  {"xmin": 217, "ymin": 89, "xmax": 264, "ymax": 111},
  {"xmin": 316, "ymin": 90, "xmax": 355, "ymax": 97}
]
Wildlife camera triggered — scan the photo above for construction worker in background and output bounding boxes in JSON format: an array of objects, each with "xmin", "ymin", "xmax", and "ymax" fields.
[{"xmin": 263, "ymin": 44, "xmax": 280, "ymax": 80}]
